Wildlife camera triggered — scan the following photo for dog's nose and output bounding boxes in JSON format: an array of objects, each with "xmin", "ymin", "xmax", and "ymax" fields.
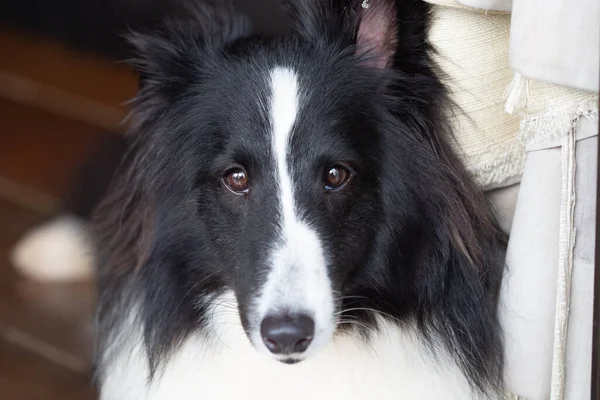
[{"xmin": 260, "ymin": 314, "xmax": 314, "ymax": 355}]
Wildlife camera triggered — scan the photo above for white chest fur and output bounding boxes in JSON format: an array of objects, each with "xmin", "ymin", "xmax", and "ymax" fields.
[{"xmin": 100, "ymin": 300, "xmax": 477, "ymax": 400}]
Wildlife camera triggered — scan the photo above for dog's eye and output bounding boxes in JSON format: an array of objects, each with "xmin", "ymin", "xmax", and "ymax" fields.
[
  {"xmin": 324, "ymin": 164, "xmax": 352, "ymax": 191},
  {"xmin": 223, "ymin": 167, "xmax": 249, "ymax": 194}
]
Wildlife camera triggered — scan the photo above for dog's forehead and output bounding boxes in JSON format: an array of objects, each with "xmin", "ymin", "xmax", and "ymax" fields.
[{"xmin": 217, "ymin": 51, "xmax": 372, "ymax": 148}]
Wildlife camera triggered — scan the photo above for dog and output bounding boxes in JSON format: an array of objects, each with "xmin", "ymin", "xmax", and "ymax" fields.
[{"xmin": 12, "ymin": 0, "xmax": 507, "ymax": 398}]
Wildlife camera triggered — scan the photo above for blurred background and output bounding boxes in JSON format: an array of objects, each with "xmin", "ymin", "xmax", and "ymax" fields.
[{"xmin": 0, "ymin": 1, "xmax": 137, "ymax": 398}]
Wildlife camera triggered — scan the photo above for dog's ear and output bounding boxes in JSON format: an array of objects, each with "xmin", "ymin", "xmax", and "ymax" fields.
[
  {"xmin": 128, "ymin": 2, "xmax": 253, "ymax": 95},
  {"xmin": 126, "ymin": 2, "xmax": 253, "ymax": 131},
  {"xmin": 280, "ymin": 0, "xmax": 398, "ymax": 69},
  {"xmin": 374, "ymin": 121, "xmax": 507, "ymax": 392},
  {"xmin": 354, "ymin": 0, "xmax": 398, "ymax": 69}
]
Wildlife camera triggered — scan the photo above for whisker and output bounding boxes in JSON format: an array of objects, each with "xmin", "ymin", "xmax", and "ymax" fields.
[
  {"xmin": 336, "ymin": 319, "xmax": 371, "ymax": 331},
  {"xmin": 336, "ymin": 307, "xmax": 401, "ymax": 323},
  {"xmin": 333, "ymin": 295, "xmax": 370, "ymax": 302}
]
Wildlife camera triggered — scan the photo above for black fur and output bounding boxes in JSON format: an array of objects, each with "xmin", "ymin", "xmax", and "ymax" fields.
[{"xmin": 92, "ymin": 0, "xmax": 506, "ymax": 396}]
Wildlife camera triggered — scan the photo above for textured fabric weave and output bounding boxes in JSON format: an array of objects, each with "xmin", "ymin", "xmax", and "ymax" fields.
[
  {"xmin": 428, "ymin": 4, "xmax": 524, "ymax": 189},
  {"xmin": 424, "ymin": 0, "xmax": 509, "ymax": 13}
]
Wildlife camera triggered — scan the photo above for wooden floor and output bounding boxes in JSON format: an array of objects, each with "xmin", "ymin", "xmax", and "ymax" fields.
[{"xmin": 0, "ymin": 28, "xmax": 136, "ymax": 399}]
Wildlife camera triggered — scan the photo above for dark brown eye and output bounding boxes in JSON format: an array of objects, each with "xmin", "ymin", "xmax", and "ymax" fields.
[
  {"xmin": 223, "ymin": 167, "xmax": 249, "ymax": 194},
  {"xmin": 325, "ymin": 164, "xmax": 352, "ymax": 190}
]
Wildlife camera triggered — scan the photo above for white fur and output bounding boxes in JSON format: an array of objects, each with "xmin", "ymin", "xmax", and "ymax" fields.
[
  {"xmin": 100, "ymin": 292, "xmax": 477, "ymax": 400},
  {"xmin": 253, "ymin": 67, "xmax": 335, "ymax": 358},
  {"xmin": 10, "ymin": 215, "xmax": 94, "ymax": 282}
]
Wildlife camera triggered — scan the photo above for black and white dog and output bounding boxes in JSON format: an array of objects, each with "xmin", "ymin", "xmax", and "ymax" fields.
[{"xmin": 14, "ymin": 0, "xmax": 507, "ymax": 398}]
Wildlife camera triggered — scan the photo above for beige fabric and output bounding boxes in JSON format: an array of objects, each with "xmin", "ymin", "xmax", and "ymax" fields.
[
  {"xmin": 497, "ymin": 75, "xmax": 597, "ymax": 400},
  {"xmin": 424, "ymin": 0, "xmax": 509, "ymax": 14},
  {"xmin": 500, "ymin": 143, "xmax": 562, "ymax": 400},
  {"xmin": 509, "ymin": 0, "xmax": 600, "ymax": 92},
  {"xmin": 499, "ymin": 116, "xmax": 597, "ymax": 400},
  {"xmin": 455, "ymin": 0, "xmax": 511, "ymax": 12},
  {"xmin": 515, "ymin": 80, "xmax": 599, "ymax": 149},
  {"xmin": 501, "ymin": 78, "xmax": 597, "ymax": 400},
  {"xmin": 428, "ymin": 5, "xmax": 524, "ymax": 189}
]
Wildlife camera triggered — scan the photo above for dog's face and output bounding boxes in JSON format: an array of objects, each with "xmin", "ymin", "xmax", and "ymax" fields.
[
  {"xmin": 130, "ymin": 0, "xmax": 404, "ymax": 364},
  {"xmin": 156, "ymin": 54, "xmax": 385, "ymax": 363},
  {"xmin": 200, "ymin": 60, "xmax": 383, "ymax": 362}
]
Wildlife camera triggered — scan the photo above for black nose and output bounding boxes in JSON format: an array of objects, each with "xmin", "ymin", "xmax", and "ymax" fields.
[{"xmin": 260, "ymin": 314, "xmax": 315, "ymax": 355}]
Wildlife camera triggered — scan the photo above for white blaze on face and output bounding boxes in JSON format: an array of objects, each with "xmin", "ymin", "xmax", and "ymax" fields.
[{"xmin": 253, "ymin": 67, "xmax": 335, "ymax": 357}]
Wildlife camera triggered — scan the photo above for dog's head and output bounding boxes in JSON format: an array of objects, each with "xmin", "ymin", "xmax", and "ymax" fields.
[
  {"xmin": 122, "ymin": 0, "xmax": 406, "ymax": 364},
  {"xmin": 99, "ymin": 0, "xmax": 503, "ymax": 382}
]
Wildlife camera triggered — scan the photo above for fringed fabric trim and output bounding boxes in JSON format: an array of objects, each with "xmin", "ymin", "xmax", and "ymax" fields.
[
  {"xmin": 461, "ymin": 138, "xmax": 526, "ymax": 189},
  {"xmin": 518, "ymin": 99, "xmax": 599, "ymax": 147}
]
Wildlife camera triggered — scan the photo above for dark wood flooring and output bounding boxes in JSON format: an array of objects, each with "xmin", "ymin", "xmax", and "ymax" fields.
[{"xmin": 0, "ymin": 28, "xmax": 136, "ymax": 399}]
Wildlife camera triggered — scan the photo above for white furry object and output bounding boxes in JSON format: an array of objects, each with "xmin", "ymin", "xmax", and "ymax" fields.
[{"xmin": 10, "ymin": 215, "xmax": 94, "ymax": 282}]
